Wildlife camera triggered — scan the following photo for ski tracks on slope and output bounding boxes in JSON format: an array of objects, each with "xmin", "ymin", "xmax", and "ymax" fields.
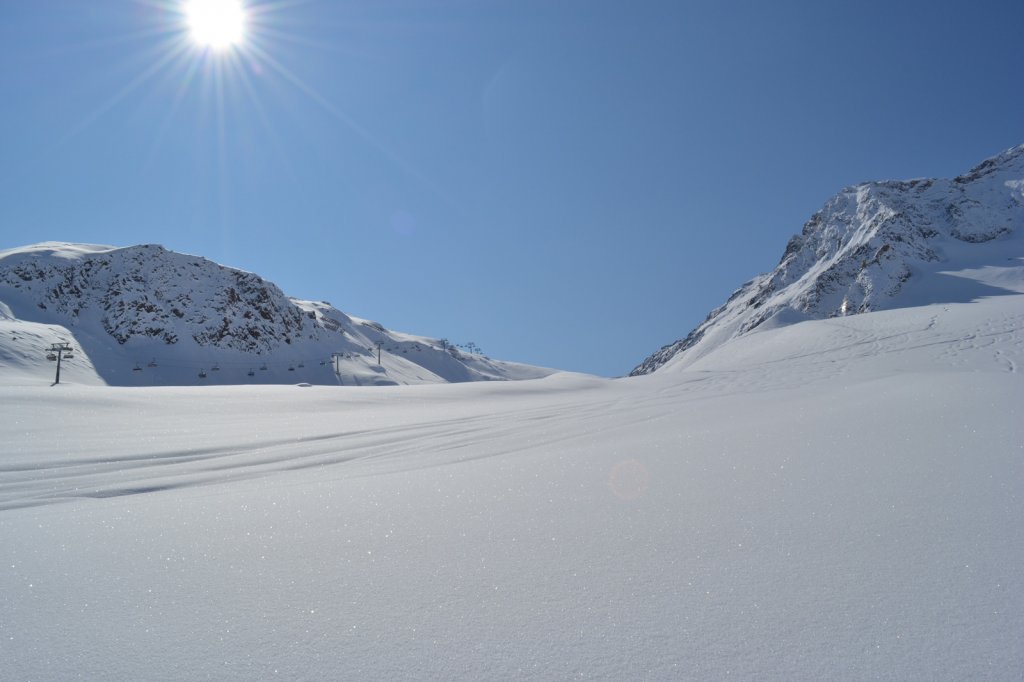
[{"xmin": 0, "ymin": 392, "xmax": 629, "ymax": 511}]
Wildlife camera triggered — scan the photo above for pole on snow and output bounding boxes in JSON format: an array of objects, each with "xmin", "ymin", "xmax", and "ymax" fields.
[
  {"xmin": 47, "ymin": 342, "xmax": 74, "ymax": 385},
  {"xmin": 331, "ymin": 352, "xmax": 342, "ymax": 379}
]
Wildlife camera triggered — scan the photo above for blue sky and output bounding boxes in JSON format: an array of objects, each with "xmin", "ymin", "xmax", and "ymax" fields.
[{"xmin": 1, "ymin": 0, "xmax": 1022, "ymax": 376}]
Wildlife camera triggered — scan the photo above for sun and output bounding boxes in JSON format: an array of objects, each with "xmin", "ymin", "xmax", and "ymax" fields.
[{"xmin": 185, "ymin": 0, "xmax": 247, "ymax": 50}]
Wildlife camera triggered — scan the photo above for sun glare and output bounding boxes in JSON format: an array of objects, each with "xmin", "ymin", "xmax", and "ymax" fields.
[{"xmin": 186, "ymin": 0, "xmax": 246, "ymax": 50}]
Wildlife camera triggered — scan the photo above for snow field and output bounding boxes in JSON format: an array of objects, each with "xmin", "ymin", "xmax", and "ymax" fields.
[{"xmin": 2, "ymin": 297, "xmax": 1022, "ymax": 679}]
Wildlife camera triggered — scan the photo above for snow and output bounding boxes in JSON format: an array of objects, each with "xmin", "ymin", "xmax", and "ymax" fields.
[
  {"xmin": 2, "ymin": 286, "xmax": 1022, "ymax": 679},
  {"xmin": 0, "ymin": 242, "xmax": 119, "ymax": 260}
]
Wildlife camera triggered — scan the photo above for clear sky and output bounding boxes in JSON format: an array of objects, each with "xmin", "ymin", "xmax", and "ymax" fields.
[{"xmin": 1, "ymin": 1, "xmax": 1022, "ymax": 376}]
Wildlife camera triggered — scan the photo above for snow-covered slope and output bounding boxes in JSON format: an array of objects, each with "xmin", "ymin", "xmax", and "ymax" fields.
[
  {"xmin": 1, "ymin": 283, "xmax": 1022, "ymax": 679},
  {"xmin": 632, "ymin": 144, "xmax": 1024, "ymax": 375},
  {"xmin": 0, "ymin": 242, "xmax": 554, "ymax": 386}
]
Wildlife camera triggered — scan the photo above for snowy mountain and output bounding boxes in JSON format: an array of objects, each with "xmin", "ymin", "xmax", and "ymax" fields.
[
  {"xmin": 0, "ymin": 242, "xmax": 554, "ymax": 386},
  {"xmin": 632, "ymin": 144, "xmax": 1024, "ymax": 375}
]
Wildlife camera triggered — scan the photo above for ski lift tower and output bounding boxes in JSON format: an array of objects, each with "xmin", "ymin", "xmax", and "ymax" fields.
[
  {"xmin": 47, "ymin": 342, "xmax": 74, "ymax": 385},
  {"xmin": 330, "ymin": 352, "xmax": 345, "ymax": 379}
]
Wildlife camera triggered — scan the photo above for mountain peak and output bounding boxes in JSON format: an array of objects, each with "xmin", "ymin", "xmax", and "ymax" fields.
[
  {"xmin": 0, "ymin": 243, "xmax": 555, "ymax": 386},
  {"xmin": 954, "ymin": 143, "xmax": 1024, "ymax": 184},
  {"xmin": 631, "ymin": 144, "xmax": 1024, "ymax": 376}
]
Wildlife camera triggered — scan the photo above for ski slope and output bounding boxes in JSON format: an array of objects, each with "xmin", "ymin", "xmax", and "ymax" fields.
[{"xmin": 2, "ymin": 277, "xmax": 1022, "ymax": 679}]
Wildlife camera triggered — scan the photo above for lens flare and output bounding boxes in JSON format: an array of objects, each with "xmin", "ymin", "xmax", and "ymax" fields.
[{"xmin": 609, "ymin": 459, "xmax": 650, "ymax": 501}]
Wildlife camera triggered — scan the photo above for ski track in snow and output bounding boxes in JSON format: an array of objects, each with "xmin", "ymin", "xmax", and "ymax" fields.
[
  {"xmin": 3, "ymin": 299, "xmax": 1021, "ymax": 512},
  {"xmin": 0, "ymin": 399, "xmax": 627, "ymax": 511}
]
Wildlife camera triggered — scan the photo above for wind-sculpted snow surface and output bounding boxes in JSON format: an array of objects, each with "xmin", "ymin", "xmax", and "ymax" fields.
[
  {"xmin": 632, "ymin": 144, "xmax": 1024, "ymax": 375},
  {"xmin": 0, "ymin": 243, "xmax": 553, "ymax": 386},
  {"xmin": 1, "ymin": 290, "xmax": 1022, "ymax": 679}
]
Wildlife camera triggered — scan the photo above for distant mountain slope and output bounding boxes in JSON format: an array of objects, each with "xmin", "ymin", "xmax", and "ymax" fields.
[
  {"xmin": 0, "ymin": 243, "xmax": 555, "ymax": 386},
  {"xmin": 632, "ymin": 144, "xmax": 1024, "ymax": 375}
]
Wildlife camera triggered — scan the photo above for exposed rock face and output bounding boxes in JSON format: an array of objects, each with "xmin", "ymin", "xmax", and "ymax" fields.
[
  {"xmin": 631, "ymin": 144, "xmax": 1024, "ymax": 376},
  {"xmin": 0, "ymin": 244, "xmax": 317, "ymax": 351}
]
